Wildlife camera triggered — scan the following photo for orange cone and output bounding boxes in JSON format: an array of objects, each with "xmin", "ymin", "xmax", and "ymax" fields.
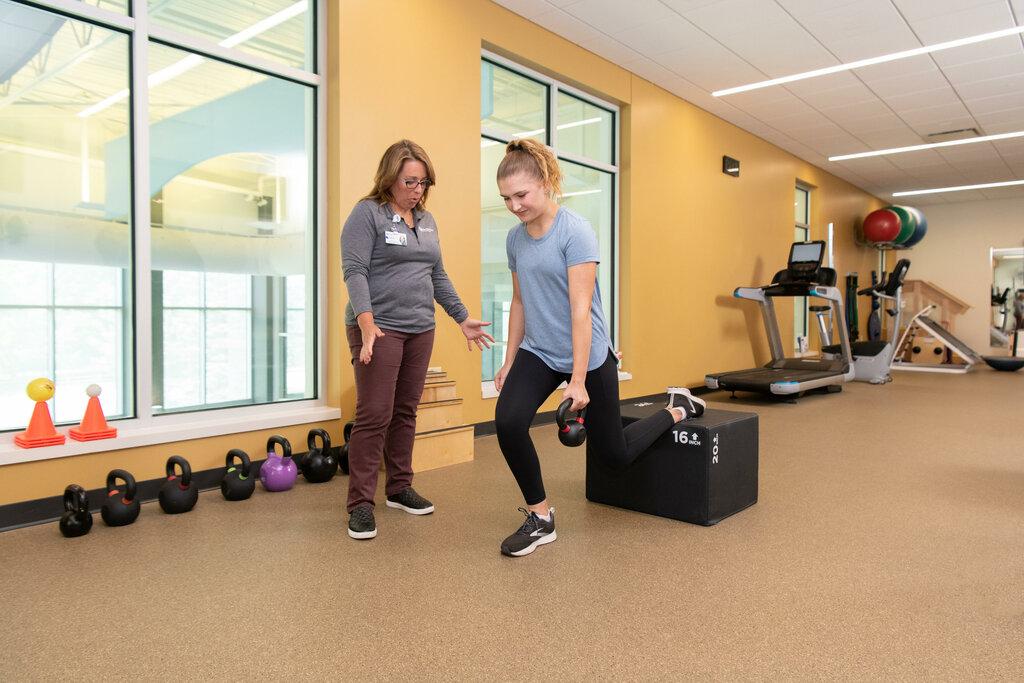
[
  {"xmin": 69, "ymin": 384, "xmax": 117, "ymax": 442},
  {"xmin": 15, "ymin": 401, "xmax": 66, "ymax": 448}
]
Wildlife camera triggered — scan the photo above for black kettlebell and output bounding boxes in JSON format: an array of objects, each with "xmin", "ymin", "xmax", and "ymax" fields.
[
  {"xmin": 158, "ymin": 455, "xmax": 199, "ymax": 514},
  {"xmin": 339, "ymin": 421, "xmax": 354, "ymax": 475},
  {"xmin": 101, "ymin": 469, "xmax": 140, "ymax": 527},
  {"xmin": 220, "ymin": 449, "xmax": 255, "ymax": 501},
  {"xmin": 59, "ymin": 484, "xmax": 93, "ymax": 538},
  {"xmin": 301, "ymin": 428, "xmax": 337, "ymax": 483},
  {"xmin": 555, "ymin": 399, "xmax": 587, "ymax": 447}
]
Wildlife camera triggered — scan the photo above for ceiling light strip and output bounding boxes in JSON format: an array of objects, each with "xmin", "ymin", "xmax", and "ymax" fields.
[
  {"xmin": 713, "ymin": 26, "xmax": 1024, "ymax": 97},
  {"xmin": 830, "ymin": 130, "xmax": 1024, "ymax": 161},
  {"xmin": 892, "ymin": 179, "xmax": 1024, "ymax": 196}
]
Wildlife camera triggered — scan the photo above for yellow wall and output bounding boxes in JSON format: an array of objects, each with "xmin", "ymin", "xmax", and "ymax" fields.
[
  {"xmin": 896, "ymin": 196, "xmax": 1024, "ymax": 352},
  {"xmin": 0, "ymin": 0, "xmax": 882, "ymax": 507}
]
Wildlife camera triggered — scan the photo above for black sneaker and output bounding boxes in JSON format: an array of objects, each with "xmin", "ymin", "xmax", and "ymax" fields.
[
  {"xmin": 385, "ymin": 487, "xmax": 435, "ymax": 515},
  {"xmin": 348, "ymin": 504, "xmax": 377, "ymax": 539},
  {"xmin": 500, "ymin": 507, "xmax": 557, "ymax": 557}
]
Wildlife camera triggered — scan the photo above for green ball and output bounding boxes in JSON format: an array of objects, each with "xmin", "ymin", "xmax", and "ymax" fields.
[{"xmin": 886, "ymin": 205, "xmax": 917, "ymax": 244}]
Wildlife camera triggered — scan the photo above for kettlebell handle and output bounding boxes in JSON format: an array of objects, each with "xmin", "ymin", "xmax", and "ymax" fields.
[
  {"xmin": 267, "ymin": 435, "xmax": 292, "ymax": 460},
  {"xmin": 343, "ymin": 421, "xmax": 354, "ymax": 441},
  {"xmin": 225, "ymin": 449, "xmax": 251, "ymax": 477},
  {"xmin": 63, "ymin": 484, "xmax": 88, "ymax": 514},
  {"xmin": 105, "ymin": 469, "xmax": 137, "ymax": 502},
  {"xmin": 165, "ymin": 455, "xmax": 192, "ymax": 487},
  {"xmin": 307, "ymin": 428, "xmax": 331, "ymax": 452},
  {"xmin": 556, "ymin": 399, "xmax": 586, "ymax": 431}
]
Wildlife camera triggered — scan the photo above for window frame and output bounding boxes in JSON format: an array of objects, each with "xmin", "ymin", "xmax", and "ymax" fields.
[
  {"xmin": 479, "ymin": 50, "xmax": 622, "ymax": 396},
  {"xmin": 0, "ymin": 0, "xmax": 333, "ymax": 463},
  {"xmin": 794, "ymin": 184, "xmax": 811, "ymax": 352}
]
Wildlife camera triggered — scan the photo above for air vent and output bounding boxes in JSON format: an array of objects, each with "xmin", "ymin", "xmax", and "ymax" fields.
[{"xmin": 924, "ymin": 127, "xmax": 982, "ymax": 143}]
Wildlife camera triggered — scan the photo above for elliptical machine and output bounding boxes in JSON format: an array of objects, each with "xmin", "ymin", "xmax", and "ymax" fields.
[{"xmin": 823, "ymin": 258, "xmax": 910, "ymax": 384}]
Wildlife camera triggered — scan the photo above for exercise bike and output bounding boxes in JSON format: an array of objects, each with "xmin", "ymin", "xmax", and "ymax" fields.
[{"xmin": 823, "ymin": 258, "xmax": 910, "ymax": 384}]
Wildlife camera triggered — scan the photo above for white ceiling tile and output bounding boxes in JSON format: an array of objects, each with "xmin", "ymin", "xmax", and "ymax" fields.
[
  {"xmin": 908, "ymin": 118, "xmax": 981, "ymax": 138},
  {"xmin": 972, "ymin": 107, "xmax": 1024, "ymax": 130},
  {"xmin": 776, "ymin": 0, "xmax": 864, "ymax": 16},
  {"xmin": 819, "ymin": 100, "xmax": 897, "ymax": 125},
  {"xmin": 993, "ymin": 138, "xmax": 1024, "ymax": 154},
  {"xmin": 930, "ymin": 35, "xmax": 1023, "ymax": 69},
  {"xmin": 884, "ymin": 86, "xmax": 961, "ymax": 112},
  {"xmin": 884, "ymin": 150, "xmax": 950, "ymax": 169},
  {"xmin": 659, "ymin": 0, "xmax": 728, "ymax": 13},
  {"xmin": 783, "ymin": 75, "xmax": 878, "ymax": 105},
  {"xmin": 532, "ymin": 7, "xmax": 604, "ymax": 45},
  {"xmin": 853, "ymin": 55, "xmax": 939, "ymax": 86},
  {"xmin": 682, "ymin": 0, "xmax": 793, "ymax": 38},
  {"xmin": 892, "ymin": 0, "xmax": 1001, "ymax": 23},
  {"xmin": 955, "ymin": 72, "xmax": 1024, "ymax": 101},
  {"xmin": 492, "ymin": 0, "xmax": 558, "ymax": 22},
  {"xmin": 942, "ymin": 53, "xmax": 1024, "ymax": 86},
  {"xmin": 825, "ymin": 31, "xmax": 922, "ymax": 63},
  {"xmin": 979, "ymin": 185, "xmax": 1024, "ymax": 200},
  {"xmin": 657, "ymin": 44, "xmax": 765, "ymax": 91},
  {"xmin": 561, "ymin": 0, "xmax": 675, "ymax": 35},
  {"xmin": 576, "ymin": 36, "xmax": 644, "ymax": 64},
  {"xmin": 612, "ymin": 13, "xmax": 708, "ymax": 56},
  {"xmin": 791, "ymin": 0, "xmax": 913, "ymax": 45},
  {"xmin": 967, "ymin": 90, "xmax": 1024, "ymax": 115},
  {"xmin": 899, "ymin": 102, "xmax": 974, "ymax": 127},
  {"xmin": 858, "ymin": 128, "xmax": 925, "ymax": 148},
  {"xmin": 711, "ymin": 22, "xmax": 838, "ymax": 78},
  {"xmin": 905, "ymin": 0, "xmax": 1015, "ymax": 43}
]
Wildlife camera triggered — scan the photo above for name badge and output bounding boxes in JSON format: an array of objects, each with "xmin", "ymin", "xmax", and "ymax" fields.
[{"xmin": 384, "ymin": 230, "xmax": 407, "ymax": 246}]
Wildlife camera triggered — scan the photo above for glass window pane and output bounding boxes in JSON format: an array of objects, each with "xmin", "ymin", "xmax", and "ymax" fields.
[
  {"xmin": 480, "ymin": 139, "xmax": 522, "ymax": 382},
  {"xmin": 149, "ymin": 42, "xmax": 315, "ymax": 413},
  {"xmin": 0, "ymin": 309, "xmax": 51, "ymax": 431},
  {"xmin": 147, "ymin": 0, "xmax": 314, "ymax": 71},
  {"xmin": 163, "ymin": 270, "xmax": 203, "ymax": 307},
  {"xmin": 0, "ymin": 3, "xmax": 134, "ymax": 430},
  {"xmin": 481, "ymin": 61, "xmax": 547, "ymax": 141},
  {"xmin": 560, "ymin": 161, "xmax": 614, "ymax": 334},
  {"xmin": 795, "ymin": 187, "xmax": 809, "ymax": 225},
  {"xmin": 161, "ymin": 309, "xmax": 203, "ymax": 410},
  {"xmin": 54, "ymin": 309, "xmax": 123, "ymax": 423},
  {"xmin": 557, "ymin": 92, "xmax": 614, "ymax": 165},
  {"xmin": 205, "ymin": 310, "xmax": 251, "ymax": 404}
]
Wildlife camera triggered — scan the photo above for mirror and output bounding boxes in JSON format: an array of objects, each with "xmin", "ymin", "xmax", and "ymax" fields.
[{"xmin": 990, "ymin": 247, "xmax": 1024, "ymax": 348}]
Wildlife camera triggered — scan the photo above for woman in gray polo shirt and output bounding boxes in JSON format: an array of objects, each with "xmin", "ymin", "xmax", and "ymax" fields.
[
  {"xmin": 491, "ymin": 139, "xmax": 706, "ymax": 557},
  {"xmin": 341, "ymin": 139, "xmax": 493, "ymax": 540}
]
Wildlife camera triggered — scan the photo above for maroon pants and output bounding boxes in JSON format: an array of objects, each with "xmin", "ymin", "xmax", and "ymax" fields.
[{"xmin": 345, "ymin": 325, "xmax": 434, "ymax": 512}]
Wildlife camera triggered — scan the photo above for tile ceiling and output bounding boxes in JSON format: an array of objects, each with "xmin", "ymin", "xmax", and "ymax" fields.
[{"xmin": 495, "ymin": 0, "xmax": 1024, "ymax": 204}]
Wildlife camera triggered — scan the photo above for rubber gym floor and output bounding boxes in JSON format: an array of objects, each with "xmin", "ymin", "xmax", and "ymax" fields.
[{"xmin": 1, "ymin": 370, "xmax": 1021, "ymax": 680}]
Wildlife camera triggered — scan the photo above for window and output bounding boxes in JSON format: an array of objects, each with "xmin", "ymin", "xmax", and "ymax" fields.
[
  {"xmin": 794, "ymin": 185, "xmax": 810, "ymax": 352},
  {"xmin": 0, "ymin": 0, "xmax": 321, "ymax": 434},
  {"xmin": 480, "ymin": 53, "xmax": 618, "ymax": 384}
]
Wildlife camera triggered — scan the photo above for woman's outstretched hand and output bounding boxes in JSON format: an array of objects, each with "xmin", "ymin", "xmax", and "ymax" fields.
[{"xmin": 459, "ymin": 318, "xmax": 495, "ymax": 351}]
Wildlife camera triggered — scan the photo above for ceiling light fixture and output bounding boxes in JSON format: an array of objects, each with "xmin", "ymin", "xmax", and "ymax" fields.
[
  {"xmin": 712, "ymin": 25, "xmax": 1024, "ymax": 97},
  {"xmin": 830, "ymin": 130, "xmax": 1024, "ymax": 161},
  {"xmin": 78, "ymin": 0, "xmax": 307, "ymax": 118},
  {"xmin": 892, "ymin": 179, "xmax": 1024, "ymax": 196}
]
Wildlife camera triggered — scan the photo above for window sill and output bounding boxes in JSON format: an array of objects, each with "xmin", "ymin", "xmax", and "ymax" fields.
[
  {"xmin": 0, "ymin": 404, "xmax": 342, "ymax": 466},
  {"xmin": 481, "ymin": 370, "xmax": 632, "ymax": 399}
]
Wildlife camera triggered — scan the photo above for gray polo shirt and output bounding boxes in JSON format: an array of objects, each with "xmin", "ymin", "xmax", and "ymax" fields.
[{"xmin": 342, "ymin": 199, "xmax": 468, "ymax": 333}]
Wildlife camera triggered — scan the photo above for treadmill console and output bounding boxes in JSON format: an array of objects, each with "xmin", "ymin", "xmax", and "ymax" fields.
[{"xmin": 786, "ymin": 241, "xmax": 825, "ymax": 281}]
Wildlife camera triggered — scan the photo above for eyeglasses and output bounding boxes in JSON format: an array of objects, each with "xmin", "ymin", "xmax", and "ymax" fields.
[{"xmin": 401, "ymin": 178, "xmax": 433, "ymax": 190}]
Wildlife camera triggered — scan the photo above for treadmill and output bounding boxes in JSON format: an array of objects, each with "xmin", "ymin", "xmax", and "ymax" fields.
[{"xmin": 706, "ymin": 241, "xmax": 854, "ymax": 397}]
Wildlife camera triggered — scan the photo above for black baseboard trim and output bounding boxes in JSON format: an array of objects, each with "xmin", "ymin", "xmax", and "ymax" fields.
[
  {"xmin": 472, "ymin": 385, "xmax": 709, "ymax": 437},
  {"xmin": 0, "ymin": 446, "xmax": 344, "ymax": 534}
]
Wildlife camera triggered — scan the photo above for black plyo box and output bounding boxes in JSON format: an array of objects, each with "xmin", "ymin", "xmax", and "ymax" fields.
[{"xmin": 585, "ymin": 402, "xmax": 758, "ymax": 526}]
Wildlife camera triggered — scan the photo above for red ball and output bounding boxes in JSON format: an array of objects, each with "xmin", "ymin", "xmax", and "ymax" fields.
[{"xmin": 862, "ymin": 208, "xmax": 902, "ymax": 243}]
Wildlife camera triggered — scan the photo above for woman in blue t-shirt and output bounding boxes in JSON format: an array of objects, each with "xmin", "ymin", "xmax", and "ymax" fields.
[{"xmin": 491, "ymin": 138, "xmax": 706, "ymax": 558}]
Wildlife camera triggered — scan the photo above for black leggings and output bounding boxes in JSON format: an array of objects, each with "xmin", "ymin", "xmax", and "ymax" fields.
[{"xmin": 494, "ymin": 349, "xmax": 675, "ymax": 505}]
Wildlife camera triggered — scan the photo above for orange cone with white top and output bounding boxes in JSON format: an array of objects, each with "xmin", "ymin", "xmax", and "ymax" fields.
[
  {"xmin": 14, "ymin": 378, "xmax": 66, "ymax": 448},
  {"xmin": 69, "ymin": 384, "xmax": 117, "ymax": 442}
]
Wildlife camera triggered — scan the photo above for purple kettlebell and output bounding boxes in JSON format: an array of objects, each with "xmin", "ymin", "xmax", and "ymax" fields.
[{"xmin": 260, "ymin": 435, "xmax": 297, "ymax": 492}]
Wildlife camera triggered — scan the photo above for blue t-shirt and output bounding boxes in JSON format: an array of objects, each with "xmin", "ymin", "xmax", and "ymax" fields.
[{"xmin": 506, "ymin": 207, "xmax": 614, "ymax": 373}]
